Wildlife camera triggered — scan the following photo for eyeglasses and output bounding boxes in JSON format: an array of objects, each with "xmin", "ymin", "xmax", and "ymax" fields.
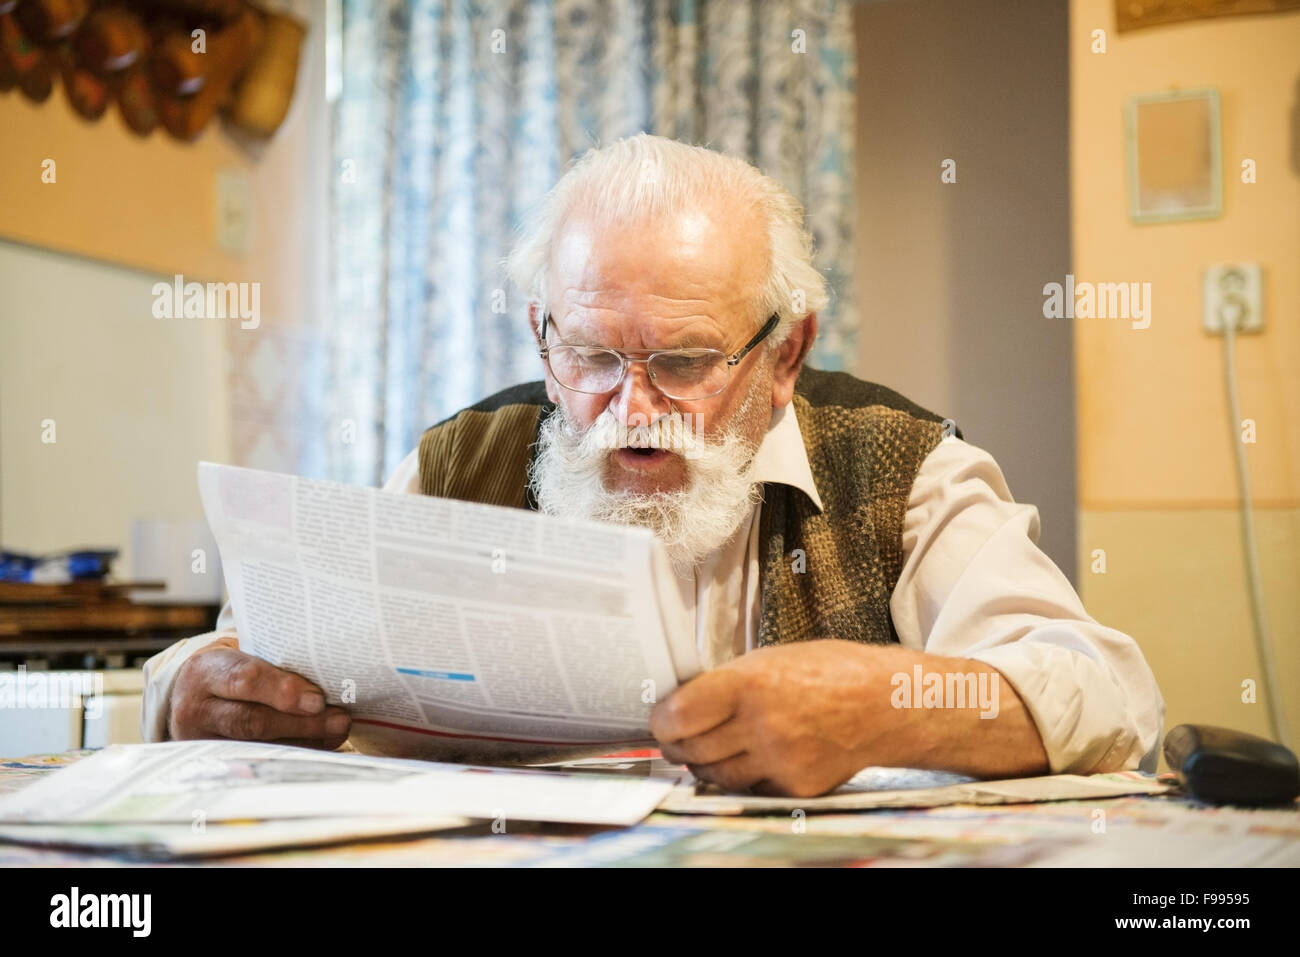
[{"xmin": 538, "ymin": 312, "xmax": 780, "ymax": 401}]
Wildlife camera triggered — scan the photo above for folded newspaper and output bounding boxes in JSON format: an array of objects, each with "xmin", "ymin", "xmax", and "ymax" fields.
[{"xmin": 197, "ymin": 461, "xmax": 701, "ymax": 765}]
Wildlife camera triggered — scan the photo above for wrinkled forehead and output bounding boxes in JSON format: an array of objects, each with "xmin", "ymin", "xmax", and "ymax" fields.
[{"xmin": 545, "ymin": 202, "xmax": 768, "ymax": 346}]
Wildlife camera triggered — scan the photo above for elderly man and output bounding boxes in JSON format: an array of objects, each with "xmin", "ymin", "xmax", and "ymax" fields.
[{"xmin": 143, "ymin": 133, "xmax": 1164, "ymax": 797}]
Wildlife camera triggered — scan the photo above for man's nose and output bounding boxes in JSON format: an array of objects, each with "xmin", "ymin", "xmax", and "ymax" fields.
[{"xmin": 611, "ymin": 360, "xmax": 674, "ymax": 427}]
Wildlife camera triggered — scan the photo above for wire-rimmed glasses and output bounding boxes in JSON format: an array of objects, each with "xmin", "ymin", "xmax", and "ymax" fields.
[{"xmin": 538, "ymin": 312, "xmax": 779, "ymax": 401}]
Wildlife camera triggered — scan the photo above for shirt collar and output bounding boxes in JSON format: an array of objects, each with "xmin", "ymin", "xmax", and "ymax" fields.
[{"xmin": 747, "ymin": 400, "xmax": 825, "ymax": 513}]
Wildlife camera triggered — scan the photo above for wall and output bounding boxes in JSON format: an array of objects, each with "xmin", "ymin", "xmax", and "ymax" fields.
[
  {"xmin": 1071, "ymin": 0, "xmax": 1300, "ymax": 749},
  {"xmin": 0, "ymin": 0, "xmax": 326, "ymax": 575},
  {"xmin": 854, "ymin": 0, "xmax": 1077, "ymax": 582},
  {"xmin": 0, "ymin": 241, "xmax": 230, "ymax": 567}
]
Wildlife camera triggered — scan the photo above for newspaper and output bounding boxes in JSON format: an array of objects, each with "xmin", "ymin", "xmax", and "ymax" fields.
[
  {"xmin": 657, "ymin": 768, "xmax": 1171, "ymax": 815},
  {"xmin": 197, "ymin": 462, "xmax": 700, "ymax": 764},
  {"xmin": 0, "ymin": 741, "xmax": 677, "ymax": 829}
]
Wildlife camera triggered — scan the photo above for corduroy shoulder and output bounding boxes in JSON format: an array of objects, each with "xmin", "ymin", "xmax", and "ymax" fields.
[
  {"xmin": 418, "ymin": 381, "xmax": 551, "ymax": 507},
  {"xmin": 793, "ymin": 367, "xmax": 963, "ymax": 440}
]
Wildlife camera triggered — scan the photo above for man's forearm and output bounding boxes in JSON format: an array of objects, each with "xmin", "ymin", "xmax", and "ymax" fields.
[{"xmin": 866, "ymin": 647, "xmax": 1051, "ymax": 778}]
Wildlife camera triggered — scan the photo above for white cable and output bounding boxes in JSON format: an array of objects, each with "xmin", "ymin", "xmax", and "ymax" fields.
[{"xmin": 1221, "ymin": 307, "xmax": 1290, "ymax": 748}]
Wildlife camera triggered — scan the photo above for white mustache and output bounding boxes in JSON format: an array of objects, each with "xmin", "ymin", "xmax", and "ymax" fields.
[{"xmin": 583, "ymin": 410, "xmax": 705, "ymax": 457}]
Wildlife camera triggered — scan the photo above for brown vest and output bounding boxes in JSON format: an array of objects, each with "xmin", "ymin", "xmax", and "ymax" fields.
[{"xmin": 417, "ymin": 367, "xmax": 957, "ymax": 648}]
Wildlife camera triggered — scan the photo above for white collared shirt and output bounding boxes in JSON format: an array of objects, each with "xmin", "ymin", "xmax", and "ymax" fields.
[
  {"xmin": 677, "ymin": 402, "xmax": 822, "ymax": 673},
  {"xmin": 141, "ymin": 402, "xmax": 1165, "ymax": 774}
]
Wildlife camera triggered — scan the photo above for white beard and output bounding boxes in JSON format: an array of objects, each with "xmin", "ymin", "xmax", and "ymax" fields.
[{"xmin": 528, "ymin": 391, "xmax": 765, "ymax": 574}]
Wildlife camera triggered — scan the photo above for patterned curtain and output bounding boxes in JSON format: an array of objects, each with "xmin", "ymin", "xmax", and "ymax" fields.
[{"xmin": 324, "ymin": 0, "xmax": 857, "ymax": 487}]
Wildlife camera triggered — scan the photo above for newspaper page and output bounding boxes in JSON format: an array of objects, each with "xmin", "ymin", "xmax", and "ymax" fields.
[
  {"xmin": 657, "ymin": 769, "xmax": 1171, "ymax": 815},
  {"xmin": 197, "ymin": 462, "xmax": 700, "ymax": 764},
  {"xmin": 0, "ymin": 741, "xmax": 676, "ymax": 827}
]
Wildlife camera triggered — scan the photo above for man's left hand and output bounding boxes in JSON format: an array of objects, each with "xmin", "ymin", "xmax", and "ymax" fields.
[{"xmin": 650, "ymin": 639, "xmax": 903, "ymax": 798}]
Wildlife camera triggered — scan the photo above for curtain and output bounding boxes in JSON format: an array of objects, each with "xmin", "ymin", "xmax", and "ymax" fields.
[{"xmin": 324, "ymin": 0, "xmax": 857, "ymax": 487}]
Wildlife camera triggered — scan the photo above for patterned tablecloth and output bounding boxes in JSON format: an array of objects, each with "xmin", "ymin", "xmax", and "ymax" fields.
[{"xmin": 1, "ymin": 750, "xmax": 1297, "ymax": 867}]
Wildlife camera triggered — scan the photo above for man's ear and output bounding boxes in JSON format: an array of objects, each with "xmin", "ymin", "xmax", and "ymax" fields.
[
  {"xmin": 530, "ymin": 303, "xmax": 561, "ymax": 405},
  {"xmin": 771, "ymin": 313, "xmax": 817, "ymax": 407},
  {"xmin": 528, "ymin": 302, "xmax": 542, "ymax": 342}
]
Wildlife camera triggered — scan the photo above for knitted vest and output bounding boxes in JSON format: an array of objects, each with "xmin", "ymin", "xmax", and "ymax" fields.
[{"xmin": 417, "ymin": 367, "xmax": 958, "ymax": 648}]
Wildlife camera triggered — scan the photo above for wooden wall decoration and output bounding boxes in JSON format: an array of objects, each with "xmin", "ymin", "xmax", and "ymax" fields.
[
  {"xmin": 0, "ymin": 0, "xmax": 305, "ymax": 140},
  {"xmin": 1115, "ymin": 0, "xmax": 1300, "ymax": 32}
]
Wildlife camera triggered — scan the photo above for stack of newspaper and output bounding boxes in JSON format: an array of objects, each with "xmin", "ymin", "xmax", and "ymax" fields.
[{"xmin": 0, "ymin": 740, "xmax": 680, "ymax": 859}]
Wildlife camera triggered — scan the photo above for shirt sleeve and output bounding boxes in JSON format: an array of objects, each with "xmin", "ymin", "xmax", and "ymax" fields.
[
  {"xmin": 888, "ymin": 436, "xmax": 1166, "ymax": 774},
  {"xmin": 138, "ymin": 448, "xmax": 424, "ymax": 742}
]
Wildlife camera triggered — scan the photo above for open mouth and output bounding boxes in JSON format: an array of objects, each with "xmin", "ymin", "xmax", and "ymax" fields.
[{"xmin": 614, "ymin": 446, "xmax": 675, "ymax": 470}]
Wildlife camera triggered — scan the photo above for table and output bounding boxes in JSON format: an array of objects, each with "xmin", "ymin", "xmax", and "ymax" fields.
[{"xmin": 1, "ymin": 750, "xmax": 1297, "ymax": 867}]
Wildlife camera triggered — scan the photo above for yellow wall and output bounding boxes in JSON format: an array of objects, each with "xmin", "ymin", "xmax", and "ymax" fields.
[
  {"xmin": 0, "ymin": 93, "xmax": 253, "ymax": 283},
  {"xmin": 1072, "ymin": 0, "xmax": 1300, "ymax": 754}
]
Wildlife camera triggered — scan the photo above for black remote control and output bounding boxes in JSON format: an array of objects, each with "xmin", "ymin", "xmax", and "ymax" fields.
[{"xmin": 1164, "ymin": 724, "xmax": 1300, "ymax": 806}]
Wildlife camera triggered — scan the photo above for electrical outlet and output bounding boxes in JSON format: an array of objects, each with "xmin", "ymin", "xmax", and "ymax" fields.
[{"xmin": 1203, "ymin": 263, "xmax": 1264, "ymax": 334}]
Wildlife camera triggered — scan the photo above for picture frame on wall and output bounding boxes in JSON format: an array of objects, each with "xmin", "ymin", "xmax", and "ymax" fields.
[{"xmin": 1126, "ymin": 87, "xmax": 1223, "ymax": 224}]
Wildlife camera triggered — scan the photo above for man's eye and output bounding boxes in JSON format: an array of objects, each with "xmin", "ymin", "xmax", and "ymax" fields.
[
  {"xmin": 573, "ymin": 349, "xmax": 616, "ymax": 365},
  {"xmin": 659, "ymin": 354, "xmax": 715, "ymax": 375}
]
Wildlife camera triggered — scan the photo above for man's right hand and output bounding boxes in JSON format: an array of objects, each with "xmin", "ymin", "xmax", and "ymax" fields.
[{"xmin": 167, "ymin": 636, "xmax": 352, "ymax": 748}]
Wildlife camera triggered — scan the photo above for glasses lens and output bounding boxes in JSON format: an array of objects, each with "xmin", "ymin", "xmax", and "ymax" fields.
[
  {"xmin": 547, "ymin": 345, "xmax": 624, "ymax": 394},
  {"xmin": 649, "ymin": 350, "xmax": 728, "ymax": 400}
]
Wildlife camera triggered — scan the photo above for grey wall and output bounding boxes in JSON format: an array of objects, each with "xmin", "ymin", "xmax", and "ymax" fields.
[{"xmin": 854, "ymin": 0, "xmax": 1076, "ymax": 583}]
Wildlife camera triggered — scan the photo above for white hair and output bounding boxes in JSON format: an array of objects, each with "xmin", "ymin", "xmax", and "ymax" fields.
[{"xmin": 504, "ymin": 132, "xmax": 828, "ymax": 348}]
